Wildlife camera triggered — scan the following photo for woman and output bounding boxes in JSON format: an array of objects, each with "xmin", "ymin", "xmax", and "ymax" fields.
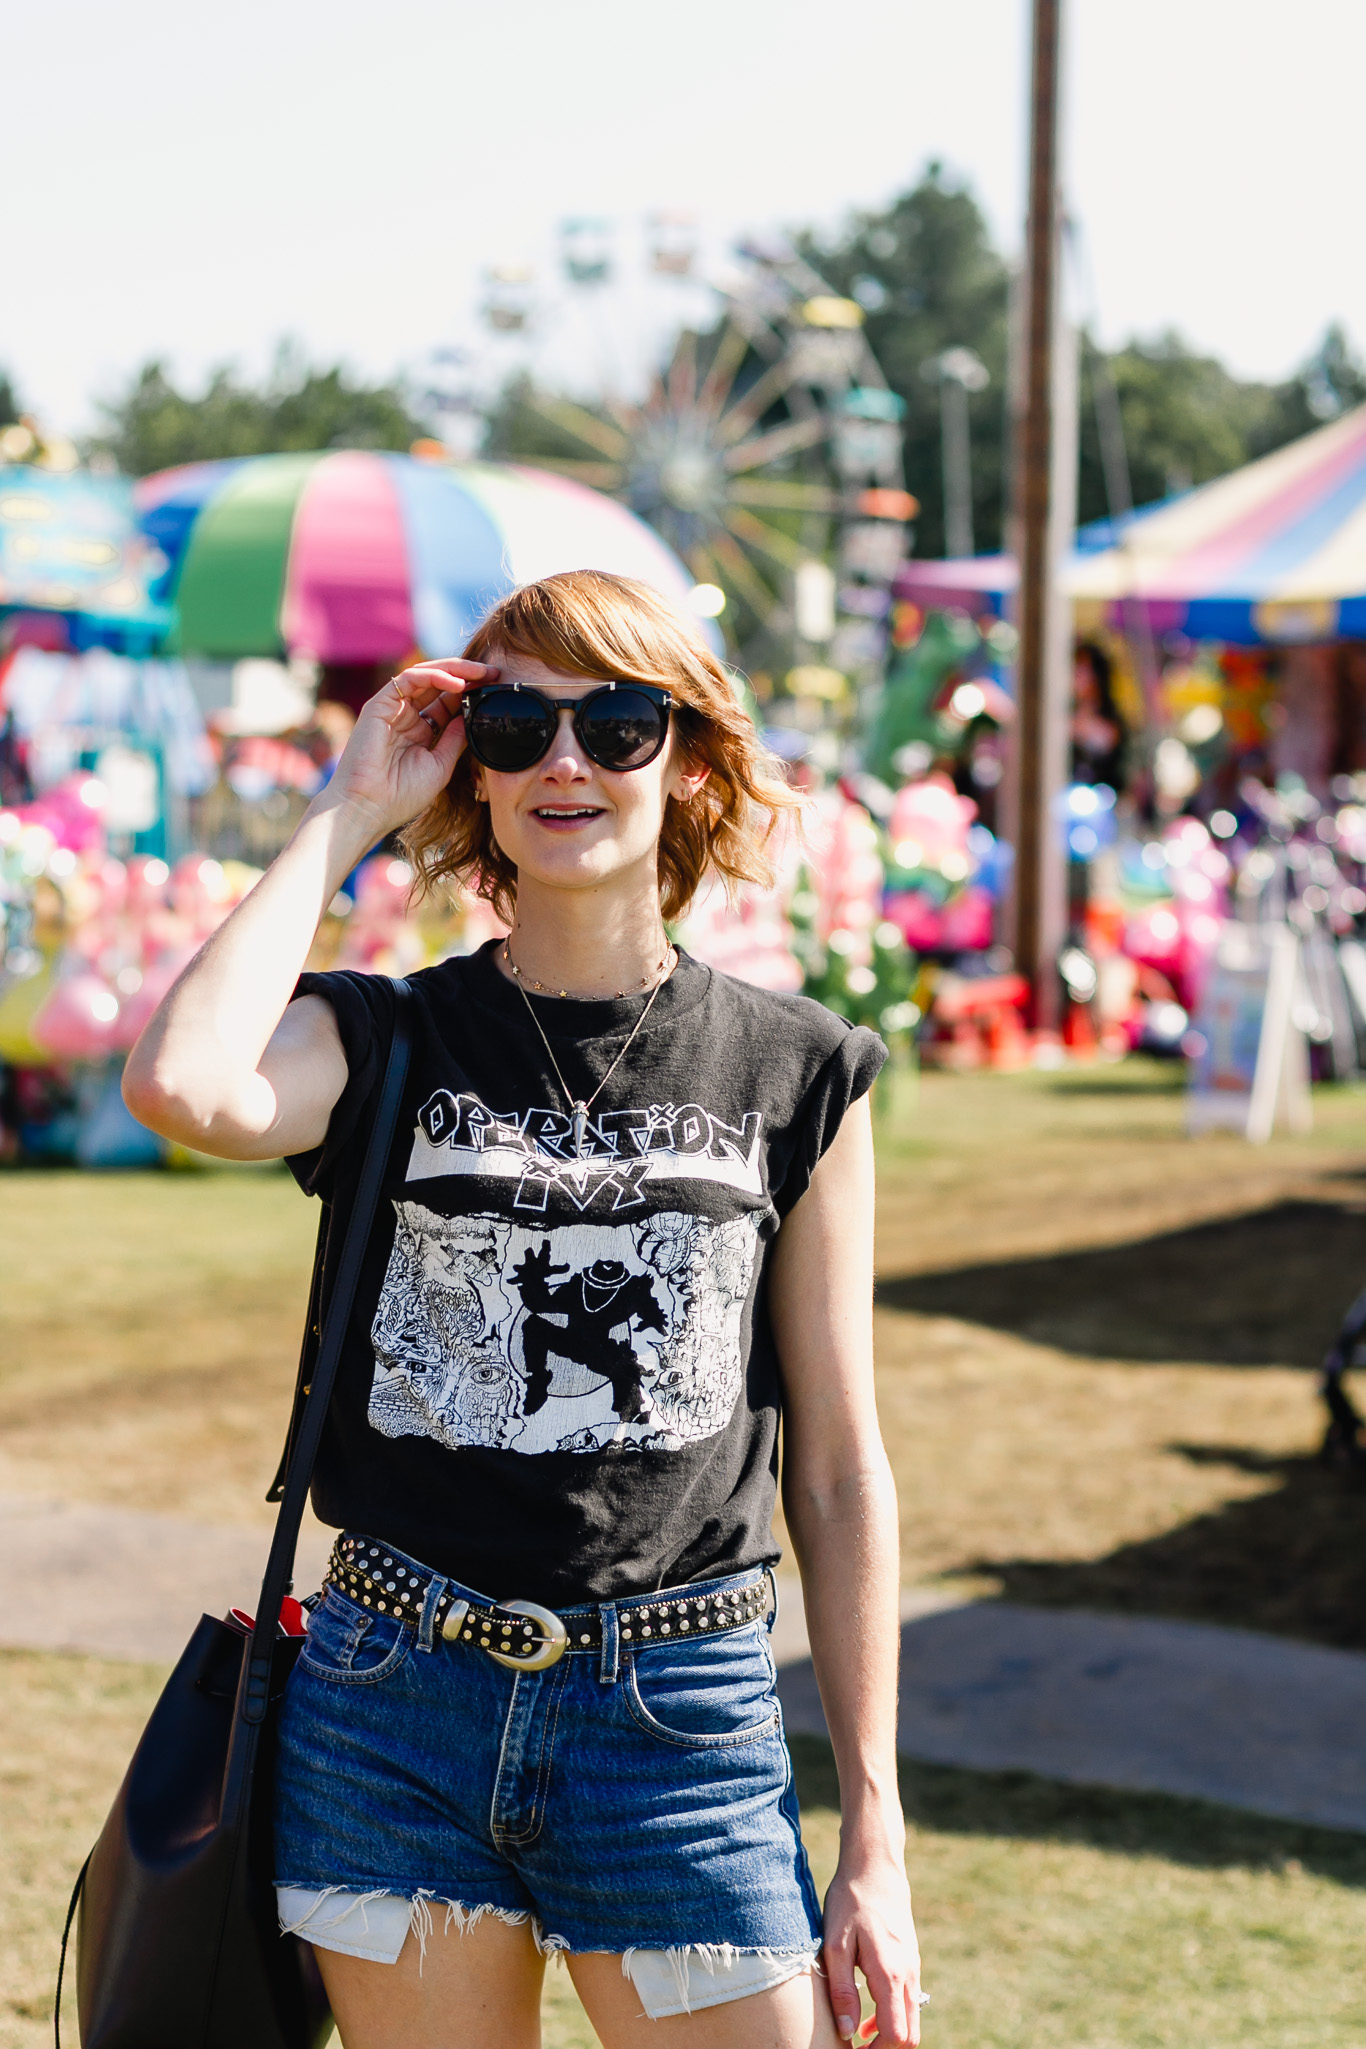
[{"xmin": 124, "ymin": 571, "xmax": 920, "ymax": 2049}]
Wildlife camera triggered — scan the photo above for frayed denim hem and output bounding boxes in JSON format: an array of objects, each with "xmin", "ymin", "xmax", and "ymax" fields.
[
  {"xmin": 275, "ymin": 1884, "xmax": 557, "ymax": 1970},
  {"xmin": 276, "ymin": 1883, "xmax": 820, "ymax": 2014},
  {"xmin": 621, "ymin": 1943, "xmax": 822, "ymax": 2018}
]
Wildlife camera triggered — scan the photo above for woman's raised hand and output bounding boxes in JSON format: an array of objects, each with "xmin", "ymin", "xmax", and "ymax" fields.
[{"xmin": 314, "ymin": 658, "xmax": 498, "ymax": 843}]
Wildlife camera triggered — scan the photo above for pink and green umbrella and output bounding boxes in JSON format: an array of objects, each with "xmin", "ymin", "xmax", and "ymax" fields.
[{"xmin": 133, "ymin": 451, "xmax": 698, "ymax": 662}]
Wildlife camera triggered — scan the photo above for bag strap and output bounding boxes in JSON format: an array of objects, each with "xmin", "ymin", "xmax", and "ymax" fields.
[
  {"xmin": 240, "ymin": 977, "xmax": 413, "ymax": 1725},
  {"xmin": 53, "ymin": 1852, "xmax": 89, "ymax": 2049},
  {"xmin": 265, "ymin": 1199, "xmax": 333, "ymax": 1504}
]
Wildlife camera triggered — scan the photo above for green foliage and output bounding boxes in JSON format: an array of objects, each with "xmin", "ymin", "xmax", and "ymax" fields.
[
  {"xmin": 1078, "ymin": 332, "xmax": 1268, "ymax": 519},
  {"xmin": 789, "ymin": 883, "xmax": 918, "ymax": 1045},
  {"xmin": 91, "ymin": 345, "xmax": 427, "ymax": 476},
  {"xmin": 481, "ymin": 373, "xmax": 598, "ymax": 466},
  {"xmin": 0, "ymin": 368, "xmax": 19, "ymax": 429},
  {"xmin": 1248, "ymin": 321, "xmax": 1366, "ymax": 454},
  {"xmin": 799, "ymin": 162, "xmax": 1010, "ymax": 557},
  {"xmin": 1077, "ymin": 323, "xmax": 1366, "ymax": 526},
  {"xmin": 808, "ymin": 164, "xmax": 1366, "ymax": 545}
]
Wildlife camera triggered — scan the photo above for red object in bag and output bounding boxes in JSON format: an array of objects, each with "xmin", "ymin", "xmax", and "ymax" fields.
[{"xmin": 229, "ymin": 1598, "xmax": 309, "ymax": 1639}]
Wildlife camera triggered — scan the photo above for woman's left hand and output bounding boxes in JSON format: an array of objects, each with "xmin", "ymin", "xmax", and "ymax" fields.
[{"xmin": 822, "ymin": 1837, "xmax": 923, "ymax": 2049}]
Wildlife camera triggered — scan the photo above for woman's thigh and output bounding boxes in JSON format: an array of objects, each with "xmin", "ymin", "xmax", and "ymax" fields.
[
  {"xmin": 314, "ymin": 1913, "xmax": 545, "ymax": 2049},
  {"xmin": 568, "ymin": 1951, "xmax": 841, "ymax": 2049}
]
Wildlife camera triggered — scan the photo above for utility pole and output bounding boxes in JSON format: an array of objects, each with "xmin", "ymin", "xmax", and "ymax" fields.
[
  {"xmin": 921, "ymin": 347, "xmax": 990, "ymax": 558},
  {"xmin": 1007, "ymin": 0, "xmax": 1071, "ymax": 1032}
]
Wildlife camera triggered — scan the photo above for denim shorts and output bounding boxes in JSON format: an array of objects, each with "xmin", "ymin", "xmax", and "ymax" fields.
[{"xmin": 273, "ymin": 1538, "xmax": 824, "ymax": 1964}]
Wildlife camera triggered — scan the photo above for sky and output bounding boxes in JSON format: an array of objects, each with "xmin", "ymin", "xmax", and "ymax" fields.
[{"xmin": 5, "ymin": 0, "xmax": 1364, "ymax": 435}]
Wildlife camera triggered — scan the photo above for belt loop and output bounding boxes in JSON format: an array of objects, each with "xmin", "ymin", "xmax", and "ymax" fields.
[
  {"xmin": 598, "ymin": 1601, "xmax": 619, "ymax": 1685},
  {"xmin": 418, "ymin": 1575, "xmax": 447, "ymax": 1653},
  {"xmin": 764, "ymin": 1567, "xmax": 779, "ymax": 1633}
]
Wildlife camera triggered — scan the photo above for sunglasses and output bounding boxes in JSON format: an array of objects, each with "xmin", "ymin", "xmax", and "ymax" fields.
[{"xmin": 460, "ymin": 680, "xmax": 674, "ymax": 774}]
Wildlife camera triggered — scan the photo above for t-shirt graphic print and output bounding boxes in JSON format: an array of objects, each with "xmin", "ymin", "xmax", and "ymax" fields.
[
  {"xmin": 370, "ymin": 1198, "xmax": 762, "ymax": 1456},
  {"xmin": 287, "ymin": 942, "xmax": 885, "ymax": 1602}
]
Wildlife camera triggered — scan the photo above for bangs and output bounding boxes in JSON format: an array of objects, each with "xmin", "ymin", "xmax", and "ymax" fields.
[
  {"xmin": 402, "ymin": 570, "xmax": 799, "ymax": 926},
  {"xmin": 463, "ymin": 573, "xmax": 721, "ymax": 709}
]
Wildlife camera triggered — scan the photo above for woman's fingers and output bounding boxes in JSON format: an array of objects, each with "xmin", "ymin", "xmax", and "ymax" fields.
[
  {"xmin": 825, "ymin": 1936, "xmax": 861, "ymax": 2041},
  {"xmin": 425, "ymin": 707, "xmax": 467, "ymax": 772},
  {"xmin": 406, "ymin": 657, "xmax": 499, "ymax": 681},
  {"xmin": 394, "ymin": 657, "xmax": 498, "ymax": 704},
  {"xmin": 864, "ymin": 1974, "xmax": 912, "ymax": 2049}
]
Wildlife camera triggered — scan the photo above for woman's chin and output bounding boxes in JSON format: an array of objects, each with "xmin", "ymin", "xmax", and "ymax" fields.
[{"xmin": 503, "ymin": 829, "xmax": 659, "ymax": 898}]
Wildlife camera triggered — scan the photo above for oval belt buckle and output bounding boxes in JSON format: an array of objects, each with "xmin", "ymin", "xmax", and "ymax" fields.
[{"xmin": 488, "ymin": 1599, "xmax": 569, "ymax": 1672}]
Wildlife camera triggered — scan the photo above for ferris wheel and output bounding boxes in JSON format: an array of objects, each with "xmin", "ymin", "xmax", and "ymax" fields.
[{"xmin": 452, "ymin": 225, "xmax": 917, "ymax": 700}]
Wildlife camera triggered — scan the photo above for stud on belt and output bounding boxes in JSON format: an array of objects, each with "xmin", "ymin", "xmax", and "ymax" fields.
[{"xmin": 324, "ymin": 1534, "xmax": 773, "ymax": 1672}]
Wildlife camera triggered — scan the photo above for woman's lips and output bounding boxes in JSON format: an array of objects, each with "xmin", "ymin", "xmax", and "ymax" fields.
[{"xmin": 530, "ymin": 805, "xmax": 606, "ymax": 828}]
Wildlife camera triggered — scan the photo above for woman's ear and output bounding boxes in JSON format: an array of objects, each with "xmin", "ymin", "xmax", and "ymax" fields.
[{"xmin": 669, "ymin": 757, "xmax": 711, "ymax": 804}]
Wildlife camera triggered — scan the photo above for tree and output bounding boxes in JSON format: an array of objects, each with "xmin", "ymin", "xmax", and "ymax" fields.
[
  {"xmin": 0, "ymin": 369, "xmax": 19, "ymax": 429},
  {"xmin": 1249, "ymin": 322, "xmax": 1366, "ymax": 455},
  {"xmin": 91, "ymin": 345, "xmax": 427, "ymax": 475},
  {"xmin": 1076, "ymin": 333, "xmax": 1273, "ymax": 525},
  {"xmin": 1077, "ymin": 323, "xmax": 1366, "ymax": 529}
]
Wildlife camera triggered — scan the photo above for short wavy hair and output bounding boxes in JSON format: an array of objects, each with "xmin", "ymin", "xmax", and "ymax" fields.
[{"xmin": 402, "ymin": 570, "xmax": 797, "ymax": 923}]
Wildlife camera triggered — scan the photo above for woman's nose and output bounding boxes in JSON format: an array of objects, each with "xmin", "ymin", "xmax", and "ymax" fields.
[{"xmin": 542, "ymin": 710, "xmax": 589, "ymax": 780}]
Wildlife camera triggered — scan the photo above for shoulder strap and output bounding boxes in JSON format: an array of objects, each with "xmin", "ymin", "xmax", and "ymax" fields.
[
  {"xmin": 53, "ymin": 1852, "xmax": 89, "ymax": 2049},
  {"xmin": 265, "ymin": 1199, "xmax": 332, "ymax": 1504},
  {"xmin": 240, "ymin": 976, "xmax": 413, "ymax": 1725}
]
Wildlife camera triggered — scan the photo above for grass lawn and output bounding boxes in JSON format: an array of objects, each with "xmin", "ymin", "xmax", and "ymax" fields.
[
  {"xmin": 7, "ymin": 1653, "xmax": 1363, "ymax": 2049},
  {"xmin": 4, "ymin": 1059, "xmax": 1366, "ymax": 2044}
]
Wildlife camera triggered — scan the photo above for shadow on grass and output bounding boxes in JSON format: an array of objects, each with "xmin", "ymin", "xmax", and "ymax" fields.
[
  {"xmin": 1044, "ymin": 1068, "xmax": 1187, "ymax": 1096},
  {"xmin": 788, "ymin": 1733, "xmax": 1366, "ymax": 1884},
  {"xmin": 877, "ymin": 1198, "xmax": 1366, "ymax": 1367},
  {"xmin": 960, "ymin": 1442, "xmax": 1366, "ymax": 1650}
]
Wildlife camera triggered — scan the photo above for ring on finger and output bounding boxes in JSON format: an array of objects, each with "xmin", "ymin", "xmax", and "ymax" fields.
[{"xmin": 417, "ymin": 709, "xmax": 442, "ymax": 736}]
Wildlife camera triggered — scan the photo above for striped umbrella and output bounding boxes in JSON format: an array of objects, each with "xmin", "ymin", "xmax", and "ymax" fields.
[{"xmin": 133, "ymin": 451, "xmax": 698, "ymax": 663}]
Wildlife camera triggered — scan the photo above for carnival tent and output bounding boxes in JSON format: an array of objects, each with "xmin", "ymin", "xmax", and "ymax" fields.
[
  {"xmin": 135, "ymin": 452, "xmax": 699, "ymax": 663},
  {"xmin": 893, "ymin": 403, "xmax": 1366, "ymax": 647},
  {"xmin": 1070, "ymin": 401, "xmax": 1366, "ymax": 644}
]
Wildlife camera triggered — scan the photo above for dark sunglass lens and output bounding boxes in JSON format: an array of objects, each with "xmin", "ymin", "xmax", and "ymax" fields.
[
  {"xmin": 464, "ymin": 689, "xmax": 555, "ymax": 770},
  {"xmin": 578, "ymin": 689, "xmax": 666, "ymax": 768}
]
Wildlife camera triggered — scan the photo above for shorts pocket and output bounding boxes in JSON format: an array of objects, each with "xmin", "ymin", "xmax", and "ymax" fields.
[
  {"xmin": 297, "ymin": 1586, "xmax": 413, "ymax": 1686},
  {"xmin": 625, "ymin": 1625, "xmax": 781, "ymax": 1748}
]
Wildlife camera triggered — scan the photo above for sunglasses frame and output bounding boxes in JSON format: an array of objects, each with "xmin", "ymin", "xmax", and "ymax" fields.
[{"xmin": 460, "ymin": 679, "xmax": 675, "ymax": 774}]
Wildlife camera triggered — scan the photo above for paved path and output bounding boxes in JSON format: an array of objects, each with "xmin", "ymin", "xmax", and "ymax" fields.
[
  {"xmin": 778, "ymin": 1601, "xmax": 1366, "ymax": 1833},
  {"xmin": 4, "ymin": 1494, "xmax": 1364, "ymax": 1834},
  {"xmin": 0, "ymin": 1493, "xmax": 334, "ymax": 1664}
]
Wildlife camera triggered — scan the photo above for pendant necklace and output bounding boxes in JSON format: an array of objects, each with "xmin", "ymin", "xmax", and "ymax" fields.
[{"xmin": 504, "ymin": 938, "xmax": 675, "ymax": 1158}]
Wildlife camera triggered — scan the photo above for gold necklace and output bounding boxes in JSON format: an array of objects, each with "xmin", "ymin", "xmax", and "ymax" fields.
[
  {"xmin": 502, "ymin": 938, "xmax": 671, "ymax": 1002},
  {"xmin": 504, "ymin": 939, "xmax": 676, "ymax": 1158}
]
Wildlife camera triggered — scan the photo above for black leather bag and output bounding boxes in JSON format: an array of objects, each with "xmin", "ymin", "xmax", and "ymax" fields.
[{"xmin": 56, "ymin": 979, "xmax": 413, "ymax": 2049}]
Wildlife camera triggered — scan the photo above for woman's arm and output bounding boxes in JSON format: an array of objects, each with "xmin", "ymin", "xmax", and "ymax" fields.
[
  {"xmin": 769, "ymin": 1093, "xmax": 921, "ymax": 2049},
  {"xmin": 121, "ymin": 659, "xmax": 493, "ymax": 1160}
]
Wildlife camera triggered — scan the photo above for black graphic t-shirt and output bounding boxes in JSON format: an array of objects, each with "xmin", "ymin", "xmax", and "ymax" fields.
[{"xmin": 286, "ymin": 940, "xmax": 885, "ymax": 1604}]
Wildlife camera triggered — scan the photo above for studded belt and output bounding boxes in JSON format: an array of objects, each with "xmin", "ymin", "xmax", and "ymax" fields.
[{"xmin": 323, "ymin": 1533, "xmax": 774, "ymax": 1672}]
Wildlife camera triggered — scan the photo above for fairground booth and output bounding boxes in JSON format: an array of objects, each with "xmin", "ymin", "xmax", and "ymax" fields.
[{"xmin": 887, "ymin": 404, "xmax": 1366, "ymax": 1086}]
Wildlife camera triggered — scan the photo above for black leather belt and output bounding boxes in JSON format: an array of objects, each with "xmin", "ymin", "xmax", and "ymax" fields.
[{"xmin": 323, "ymin": 1533, "xmax": 773, "ymax": 1672}]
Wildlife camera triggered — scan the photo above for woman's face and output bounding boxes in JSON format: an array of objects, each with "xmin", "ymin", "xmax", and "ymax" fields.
[{"xmin": 469, "ymin": 653, "xmax": 707, "ymax": 905}]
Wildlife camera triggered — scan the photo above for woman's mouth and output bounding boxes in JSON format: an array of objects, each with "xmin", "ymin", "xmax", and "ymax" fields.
[{"xmin": 532, "ymin": 805, "xmax": 604, "ymax": 824}]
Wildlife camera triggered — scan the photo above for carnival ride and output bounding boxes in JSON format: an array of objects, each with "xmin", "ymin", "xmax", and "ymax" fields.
[{"xmin": 464, "ymin": 221, "xmax": 917, "ymax": 699}]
